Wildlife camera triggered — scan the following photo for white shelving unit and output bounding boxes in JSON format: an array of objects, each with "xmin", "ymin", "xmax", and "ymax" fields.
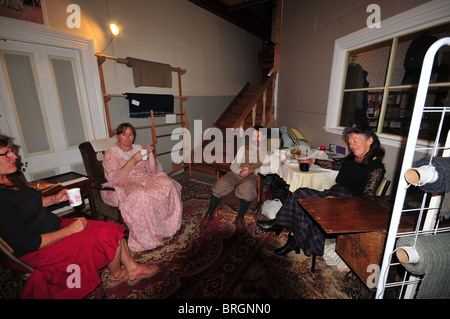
[{"xmin": 376, "ymin": 37, "xmax": 450, "ymax": 299}]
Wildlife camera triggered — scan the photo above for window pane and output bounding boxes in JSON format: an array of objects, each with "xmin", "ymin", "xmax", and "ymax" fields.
[
  {"xmin": 341, "ymin": 41, "xmax": 392, "ymax": 128},
  {"xmin": 381, "ymin": 87, "xmax": 450, "ymax": 142},
  {"xmin": 381, "ymin": 89, "xmax": 411, "ymax": 136},
  {"xmin": 339, "ymin": 90, "xmax": 384, "ymax": 128},
  {"xmin": 346, "ymin": 40, "xmax": 392, "ymax": 88},
  {"xmin": 3, "ymin": 53, "xmax": 50, "ymax": 154},
  {"xmin": 391, "ymin": 23, "xmax": 450, "ymax": 86},
  {"xmin": 367, "ymin": 91, "xmax": 383, "ymax": 130},
  {"xmin": 51, "ymin": 58, "xmax": 86, "ymax": 148}
]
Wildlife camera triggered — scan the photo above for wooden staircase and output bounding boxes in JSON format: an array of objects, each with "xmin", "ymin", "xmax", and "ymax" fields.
[{"xmin": 190, "ymin": 69, "xmax": 277, "ymax": 177}]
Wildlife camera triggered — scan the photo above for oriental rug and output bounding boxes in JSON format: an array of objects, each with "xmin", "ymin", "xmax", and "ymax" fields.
[
  {"xmin": 87, "ymin": 180, "xmax": 275, "ymax": 299},
  {"xmin": 0, "ymin": 179, "xmax": 361, "ymax": 299},
  {"xmin": 86, "ymin": 180, "xmax": 358, "ymax": 299}
]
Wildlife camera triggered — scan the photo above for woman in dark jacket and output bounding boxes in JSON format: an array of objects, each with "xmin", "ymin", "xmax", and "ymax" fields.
[{"xmin": 257, "ymin": 125, "xmax": 385, "ymax": 257}]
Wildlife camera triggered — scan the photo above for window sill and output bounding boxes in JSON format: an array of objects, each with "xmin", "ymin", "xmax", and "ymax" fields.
[{"xmin": 324, "ymin": 126, "xmax": 438, "ymax": 151}]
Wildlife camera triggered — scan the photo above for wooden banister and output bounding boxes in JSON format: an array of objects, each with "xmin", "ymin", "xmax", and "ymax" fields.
[{"xmin": 232, "ymin": 71, "xmax": 277, "ymax": 130}]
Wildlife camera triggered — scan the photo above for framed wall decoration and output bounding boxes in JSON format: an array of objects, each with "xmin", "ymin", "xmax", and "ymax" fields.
[{"xmin": 0, "ymin": 0, "xmax": 46, "ymax": 25}]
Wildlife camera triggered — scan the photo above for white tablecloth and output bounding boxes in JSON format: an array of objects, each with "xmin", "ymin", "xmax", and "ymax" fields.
[{"xmin": 270, "ymin": 154, "xmax": 338, "ymax": 192}]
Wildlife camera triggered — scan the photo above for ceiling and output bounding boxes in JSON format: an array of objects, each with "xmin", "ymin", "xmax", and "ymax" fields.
[{"xmin": 187, "ymin": 0, "xmax": 274, "ymax": 41}]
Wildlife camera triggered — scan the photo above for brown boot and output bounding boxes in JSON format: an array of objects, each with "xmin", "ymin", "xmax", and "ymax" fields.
[
  {"xmin": 235, "ymin": 218, "xmax": 246, "ymax": 234},
  {"xmin": 200, "ymin": 214, "xmax": 213, "ymax": 229}
]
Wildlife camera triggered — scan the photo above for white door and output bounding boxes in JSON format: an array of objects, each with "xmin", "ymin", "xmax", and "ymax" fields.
[{"xmin": 0, "ymin": 40, "xmax": 89, "ymax": 181}]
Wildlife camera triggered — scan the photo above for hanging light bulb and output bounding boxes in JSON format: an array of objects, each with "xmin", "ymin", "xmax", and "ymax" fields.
[
  {"xmin": 99, "ymin": 23, "xmax": 120, "ymax": 54},
  {"xmin": 109, "ymin": 23, "xmax": 120, "ymax": 36}
]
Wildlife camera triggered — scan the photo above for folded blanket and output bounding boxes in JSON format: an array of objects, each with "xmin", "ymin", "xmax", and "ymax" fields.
[
  {"xmin": 125, "ymin": 93, "xmax": 174, "ymax": 118},
  {"xmin": 125, "ymin": 57, "xmax": 172, "ymax": 88}
]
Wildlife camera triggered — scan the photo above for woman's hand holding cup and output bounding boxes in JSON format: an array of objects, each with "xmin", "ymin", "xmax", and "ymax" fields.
[{"xmin": 140, "ymin": 145, "xmax": 154, "ymax": 161}]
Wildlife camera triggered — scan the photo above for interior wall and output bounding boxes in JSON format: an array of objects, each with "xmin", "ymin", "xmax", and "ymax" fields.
[
  {"xmin": 276, "ymin": 0, "xmax": 432, "ymax": 192},
  {"xmin": 43, "ymin": 0, "xmax": 261, "ymax": 171}
]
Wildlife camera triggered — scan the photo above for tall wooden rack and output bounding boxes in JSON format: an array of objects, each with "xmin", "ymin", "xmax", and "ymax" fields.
[{"xmin": 95, "ymin": 53, "xmax": 193, "ymax": 179}]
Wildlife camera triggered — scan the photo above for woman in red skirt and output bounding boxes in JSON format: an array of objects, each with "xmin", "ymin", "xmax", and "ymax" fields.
[{"xmin": 0, "ymin": 135, "xmax": 159, "ymax": 299}]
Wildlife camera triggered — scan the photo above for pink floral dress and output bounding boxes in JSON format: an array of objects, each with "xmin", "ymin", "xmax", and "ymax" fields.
[{"xmin": 101, "ymin": 144, "xmax": 182, "ymax": 252}]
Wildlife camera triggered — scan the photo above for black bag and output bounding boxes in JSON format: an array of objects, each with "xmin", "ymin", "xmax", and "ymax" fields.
[{"xmin": 266, "ymin": 174, "xmax": 290, "ymax": 204}]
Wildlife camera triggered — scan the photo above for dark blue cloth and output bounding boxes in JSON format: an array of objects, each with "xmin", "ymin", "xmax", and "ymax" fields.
[{"xmin": 125, "ymin": 93, "xmax": 174, "ymax": 118}]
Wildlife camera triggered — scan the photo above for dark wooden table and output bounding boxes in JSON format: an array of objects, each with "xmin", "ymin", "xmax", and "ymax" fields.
[
  {"xmin": 298, "ymin": 196, "xmax": 394, "ymax": 234},
  {"xmin": 40, "ymin": 172, "xmax": 97, "ymax": 220},
  {"xmin": 298, "ymin": 196, "xmax": 415, "ymax": 288}
]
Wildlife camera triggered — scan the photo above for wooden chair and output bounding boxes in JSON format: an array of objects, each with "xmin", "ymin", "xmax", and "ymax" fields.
[
  {"xmin": 376, "ymin": 177, "xmax": 391, "ymax": 197},
  {"xmin": 213, "ymin": 167, "xmax": 266, "ymax": 222},
  {"xmin": 78, "ymin": 138, "xmax": 123, "ymax": 223},
  {"xmin": 0, "ymin": 236, "xmax": 33, "ymax": 298}
]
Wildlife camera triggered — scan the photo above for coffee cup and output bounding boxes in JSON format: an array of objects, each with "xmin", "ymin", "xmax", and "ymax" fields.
[
  {"xmin": 140, "ymin": 149, "xmax": 148, "ymax": 160},
  {"xmin": 67, "ymin": 188, "xmax": 82, "ymax": 207},
  {"xmin": 300, "ymin": 162, "xmax": 309, "ymax": 172}
]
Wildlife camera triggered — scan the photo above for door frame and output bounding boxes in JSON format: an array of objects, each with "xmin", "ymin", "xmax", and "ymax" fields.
[{"xmin": 0, "ymin": 17, "xmax": 108, "ymax": 140}]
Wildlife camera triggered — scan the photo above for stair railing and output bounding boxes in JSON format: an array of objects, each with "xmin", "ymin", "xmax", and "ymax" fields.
[{"xmin": 233, "ymin": 71, "xmax": 277, "ymax": 130}]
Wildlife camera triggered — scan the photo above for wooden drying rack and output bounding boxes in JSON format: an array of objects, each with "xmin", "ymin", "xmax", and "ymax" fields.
[{"xmin": 95, "ymin": 53, "xmax": 195, "ymax": 179}]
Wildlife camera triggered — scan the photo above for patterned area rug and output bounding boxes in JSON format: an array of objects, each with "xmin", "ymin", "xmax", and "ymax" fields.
[
  {"xmin": 88, "ymin": 180, "xmax": 275, "ymax": 299},
  {"xmin": 1, "ymin": 179, "xmax": 359, "ymax": 299},
  {"xmin": 87, "ymin": 180, "xmax": 356, "ymax": 299},
  {"xmin": 231, "ymin": 231, "xmax": 353, "ymax": 299}
]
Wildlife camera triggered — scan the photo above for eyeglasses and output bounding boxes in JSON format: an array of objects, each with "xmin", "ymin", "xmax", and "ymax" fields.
[{"xmin": 0, "ymin": 149, "xmax": 16, "ymax": 158}]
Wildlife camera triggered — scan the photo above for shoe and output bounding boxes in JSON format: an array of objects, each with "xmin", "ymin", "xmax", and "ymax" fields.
[
  {"xmin": 274, "ymin": 233, "xmax": 300, "ymax": 255},
  {"xmin": 235, "ymin": 218, "xmax": 246, "ymax": 234},
  {"xmin": 256, "ymin": 219, "xmax": 284, "ymax": 235},
  {"xmin": 127, "ymin": 264, "xmax": 159, "ymax": 286},
  {"xmin": 200, "ymin": 214, "xmax": 213, "ymax": 229}
]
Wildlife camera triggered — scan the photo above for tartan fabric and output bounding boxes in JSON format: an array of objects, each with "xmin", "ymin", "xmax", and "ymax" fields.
[{"xmin": 275, "ymin": 185, "xmax": 352, "ymax": 256}]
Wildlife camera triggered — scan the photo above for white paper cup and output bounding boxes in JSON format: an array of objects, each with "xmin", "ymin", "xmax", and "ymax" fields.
[
  {"xmin": 67, "ymin": 188, "xmax": 82, "ymax": 207},
  {"xmin": 396, "ymin": 246, "xmax": 420, "ymax": 264},
  {"xmin": 140, "ymin": 149, "xmax": 148, "ymax": 160}
]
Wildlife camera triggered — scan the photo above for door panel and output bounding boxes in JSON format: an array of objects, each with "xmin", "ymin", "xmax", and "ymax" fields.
[
  {"xmin": 0, "ymin": 41, "xmax": 88, "ymax": 180},
  {"xmin": 3, "ymin": 52, "xmax": 52, "ymax": 154}
]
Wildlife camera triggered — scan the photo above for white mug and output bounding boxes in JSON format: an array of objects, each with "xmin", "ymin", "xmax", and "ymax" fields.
[
  {"xmin": 67, "ymin": 188, "xmax": 82, "ymax": 207},
  {"xmin": 140, "ymin": 149, "xmax": 148, "ymax": 160}
]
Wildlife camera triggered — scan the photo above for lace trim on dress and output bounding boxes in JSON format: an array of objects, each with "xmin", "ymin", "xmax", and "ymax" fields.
[
  {"xmin": 363, "ymin": 168, "xmax": 385, "ymax": 197},
  {"xmin": 116, "ymin": 145, "xmax": 139, "ymax": 160}
]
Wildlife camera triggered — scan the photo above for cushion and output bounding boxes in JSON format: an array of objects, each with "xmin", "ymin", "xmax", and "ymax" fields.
[
  {"xmin": 287, "ymin": 128, "xmax": 305, "ymax": 143},
  {"xmin": 279, "ymin": 126, "xmax": 310, "ymax": 150},
  {"xmin": 279, "ymin": 126, "xmax": 294, "ymax": 147},
  {"xmin": 89, "ymin": 137, "xmax": 117, "ymax": 152}
]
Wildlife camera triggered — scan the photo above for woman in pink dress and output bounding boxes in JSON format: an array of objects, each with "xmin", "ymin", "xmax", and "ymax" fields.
[{"xmin": 101, "ymin": 123, "xmax": 182, "ymax": 252}]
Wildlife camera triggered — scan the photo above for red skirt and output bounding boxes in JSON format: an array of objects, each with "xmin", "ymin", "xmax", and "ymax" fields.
[{"xmin": 8, "ymin": 218, "xmax": 126, "ymax": 299}]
